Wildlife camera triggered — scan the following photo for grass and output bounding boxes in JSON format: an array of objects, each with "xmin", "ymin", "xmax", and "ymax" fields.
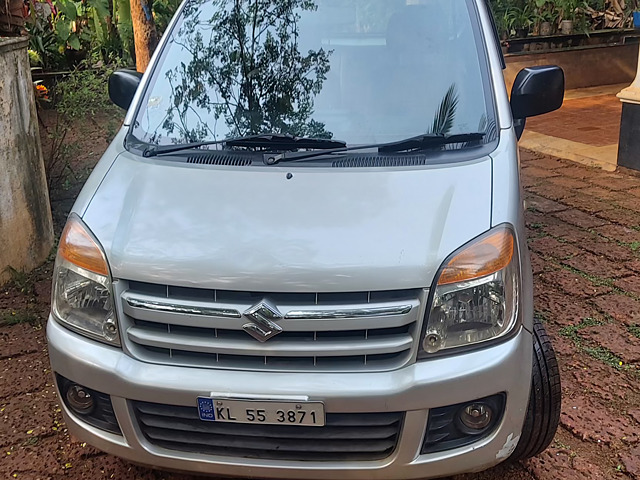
[
  {"xmin": 559, "ymin": 317, "xmax": 607, "ymax": 340},
  {"xmin": 557, "ymin": 260, "xmax": 640, "ymax": 303},
  {"xmin": 0, "ymin": 309, "xmax": 39, "ymax": 327},
  {"xmin": 583, "ymin": 345, "xmax": 625, "ymax": 370},
  {"xmin": 553, "ymin": 438, "xmax": 572, "ymax": 450},
  {"xmin": 628, "ymin": 324, "xmax": 640, "ymax": 339},
  {"xmin": 560, "ymin": 317, "xmax": 638, "ymax": 373},
  {"xmin": 534, "ymin": 310, "xmax": 550, "ymax": 324},
  {"xmin": 557, "ymin": 262, "xmax": 615, "ymax": 289},
  {"xmin": 22, "ymin": 435, "xmax": 40, "ymax": 447},
  {"xmin": 3, "ymin": 266, "xmax": 36, "ymax": 296}
]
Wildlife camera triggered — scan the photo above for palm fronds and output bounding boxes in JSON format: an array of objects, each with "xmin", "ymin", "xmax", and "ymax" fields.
[
  {"xmin": 428, "ymin": 84, "xmax": 459, "ymax": 135},
  {"xmin": 478, "ymin": 113, "xmax": 498, "ymax": 142}
]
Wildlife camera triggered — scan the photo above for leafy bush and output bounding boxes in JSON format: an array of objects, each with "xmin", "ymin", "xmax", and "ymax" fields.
[
  {"xmin": 26, "ymin": 4, "xmax": 67, "ymax": 70},
  {"xmin": 54, "ymin": 64, "xmax": 118, "ymax": 119},
  {"xmin": 39, "ymin": 64, "xmax": 122, "ymax": 190}
]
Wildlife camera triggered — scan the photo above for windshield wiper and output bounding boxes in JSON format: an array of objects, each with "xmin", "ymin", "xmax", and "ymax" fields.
[
  {"xmin": 378, "ymin": 132, "xmax": 485, "ymax": 153},
  {"xmin": 141, "ymin": 134, "xmax": 346, "ymax": 158},
  {"xmin": 265, "ymin": 132, "xmax": 486, "ymax": 165}
]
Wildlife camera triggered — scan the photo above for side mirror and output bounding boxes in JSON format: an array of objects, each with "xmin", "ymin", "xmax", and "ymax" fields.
[
  {"xmin": 510, "ymin": 66, "xmax": 565, "ymax": 139},
  {"xmin": 108, "ymin": 69, "xmax": 143, "ymax": 110}
]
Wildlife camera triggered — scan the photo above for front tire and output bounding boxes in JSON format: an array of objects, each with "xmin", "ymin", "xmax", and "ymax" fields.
[{"xmin": 509, "ymin": 318, "xmax": 561, "ymax": 461}]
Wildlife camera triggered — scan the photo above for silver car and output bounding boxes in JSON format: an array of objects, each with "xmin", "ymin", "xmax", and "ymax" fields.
[{"xmin": 47, "ymin": 0, "xmax": 565, "ymax": 478}]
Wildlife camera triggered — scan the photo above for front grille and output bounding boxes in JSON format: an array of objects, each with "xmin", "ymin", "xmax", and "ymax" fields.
[
  {"xmin": 121, "ymin": 281, "xmax": 423, "ymax": 372},
  {"xmin": 133, "ymin": 401, "xmax": 403, "ymax": 461}
]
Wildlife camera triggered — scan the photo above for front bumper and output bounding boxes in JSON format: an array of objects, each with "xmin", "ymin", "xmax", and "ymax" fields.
[{"xmin": 47, "ymin": 317, "xmax": 532, "ymax": 480}]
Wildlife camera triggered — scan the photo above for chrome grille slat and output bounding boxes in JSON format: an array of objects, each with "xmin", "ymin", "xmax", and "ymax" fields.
[
  {"xmin": 122, "ymin": 281, "xmax": 422, "ymax": 372},
  {"xmin": 133, "ymin": 401, "xmax": 403, "ymax": 461},
  {"xmin": 128, "ymin": 327, "xmax": 413, "ymax": 357},
  {"xmin": 123, "ymin": 293, "xmax": 241, "ymax": 319},
  {"xmin": 284, "ymin": 304, "xmax": 412, "ymax": 319}
]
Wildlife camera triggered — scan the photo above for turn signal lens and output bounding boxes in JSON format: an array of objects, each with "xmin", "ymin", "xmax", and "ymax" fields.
[
  {"xmin": 437, "ymin": 227, "xmax": 514, "ymax": 286},
  {"xmin": 59, "ymin": 216, "xmax": 109, "ymax": 276}
]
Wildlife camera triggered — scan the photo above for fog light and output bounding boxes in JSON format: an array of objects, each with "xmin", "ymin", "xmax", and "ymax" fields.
[
  {"xmin": 56, "ymin": 375, "xmax": 121, "ymax": 434},
  {"xmin": 422, "ymin": 393, "xmax": 505, "ymax": 454},
  {"xmin": 66, "ymin": 384, "xmax": 95, "ymax": 414},
  {"xmin": 459, "ymin": 403, "xmax": 493, "ymax": 430}
]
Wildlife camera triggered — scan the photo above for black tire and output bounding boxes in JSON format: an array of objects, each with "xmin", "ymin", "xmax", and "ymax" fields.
[{"xmin": 509, "ymin": 318, "xmax": 561, "ymax": 461}]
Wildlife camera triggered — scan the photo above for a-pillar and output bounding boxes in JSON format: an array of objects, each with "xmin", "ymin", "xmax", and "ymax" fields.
[{"xmin": 617, "ymin": 45, "xmax": 640, "ymax": 169}]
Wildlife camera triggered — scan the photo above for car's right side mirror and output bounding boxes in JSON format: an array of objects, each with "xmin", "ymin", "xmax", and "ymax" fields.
[
  {"xmin": 510, "ymin": 66, "xmax": 565, "ymax": 139},
  {"xmin": 108, "ymin": 69, "xmax": 143, "ymax": 111}
]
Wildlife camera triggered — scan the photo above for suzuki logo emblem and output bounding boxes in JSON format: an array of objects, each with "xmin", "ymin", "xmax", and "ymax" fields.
[{"xmin": 242, "ymin": 300, "xmax": 283, "ymax": 342}]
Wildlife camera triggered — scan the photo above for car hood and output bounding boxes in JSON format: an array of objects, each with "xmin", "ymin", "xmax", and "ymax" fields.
[{"xmin": 82, "ymin": 152, "xmax": 493, "ymax": 292}]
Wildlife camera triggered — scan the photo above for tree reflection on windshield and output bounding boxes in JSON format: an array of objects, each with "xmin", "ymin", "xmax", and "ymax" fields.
[
  {"xmin": 137, "ymin": 0, "xmax": 497, "ymax": 149},
  {"xmin": 151, "ymin": 0, "xmax": 333, "ymax": 143}
]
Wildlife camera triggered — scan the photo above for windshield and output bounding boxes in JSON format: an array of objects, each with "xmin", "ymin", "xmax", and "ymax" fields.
[{"xmin": 132, "ymin": 0, "xmax": 496, "ymax": 149}]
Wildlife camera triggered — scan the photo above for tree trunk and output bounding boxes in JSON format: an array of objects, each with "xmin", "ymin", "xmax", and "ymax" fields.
[
  {"xmin": 0, "ymin": 0, "xmax": 26, "ymax": 36},
  {"xmin": 130, "ymin": 0, "xmax": 159, "ymax": 72}
]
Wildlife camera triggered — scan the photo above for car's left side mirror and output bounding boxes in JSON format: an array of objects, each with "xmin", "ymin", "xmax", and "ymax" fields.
[
  {"xmin": 510, "ymin": 66, "xmax": 565, "ymax": 139},
  {"xmin": 108, "ymin": 69, "xmax": 143, "ymax": 110}
]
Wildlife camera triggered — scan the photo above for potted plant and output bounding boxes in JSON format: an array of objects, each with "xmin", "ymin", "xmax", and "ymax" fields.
[
  {"xmin": 557, "ymin": 0, "xmax": 579, "ymax": 35},
  {"xmin": 513, "ymin": 4, "xmax": 534, "ymax": 38},
  {"xmin": 494, "ymin": 5, "xmax": 517, "ymax": 41},
  {"xmin": 534, "ymin": 0, "xmax": 557, "ymax": 36}
]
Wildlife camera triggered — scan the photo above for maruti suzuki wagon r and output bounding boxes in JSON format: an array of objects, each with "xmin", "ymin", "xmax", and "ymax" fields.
[{"xmin": 47, "ymin": 0, "xmax": 565, "ymax": 477}]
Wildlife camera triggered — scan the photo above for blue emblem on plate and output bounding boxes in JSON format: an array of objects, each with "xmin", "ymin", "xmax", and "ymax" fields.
[{"xmin": 197, "ymin": 397, "xmax": 216, "ymax": 421}]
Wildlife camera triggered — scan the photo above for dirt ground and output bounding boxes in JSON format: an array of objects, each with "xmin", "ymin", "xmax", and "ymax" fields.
[{"xmin": 2, "ymin": 127, "xmax": 640, "ymax": 479}]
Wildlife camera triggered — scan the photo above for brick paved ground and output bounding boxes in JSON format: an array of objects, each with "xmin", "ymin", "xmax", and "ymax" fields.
[
  {"xmin": 518, "ymin": 149, "xmax": 640, "ymax": 480},
  {"xmin": 526, "ymin": 92, "xmax": 622, "ymax": 147},
  {"xmin": 521, "ymin": 86, "xmax": 624, "ymax": 170},
  {"xmin": 2, "ymin": 149, "xmax": 640, "ymax": 479}
]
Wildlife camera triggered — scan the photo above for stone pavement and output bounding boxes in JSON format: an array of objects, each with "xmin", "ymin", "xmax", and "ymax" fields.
[{"xmin": 521, "ymin": 85, "xmax": 625, "ymax": 171}]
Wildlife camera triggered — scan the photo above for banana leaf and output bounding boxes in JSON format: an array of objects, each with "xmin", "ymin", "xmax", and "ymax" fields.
[
  {"xmin": 55, "ymin": 0, "xmax": 77, "ymax": 20},
  {"xmin": 56, "ymin": 19, "xmax": 71, "ymax": 41},
  {"xmin": 91, "ymin": 3, "xmax": 107, "ymax": 42},
  {"xmin": 68, "ymin": 33, "xmax": 81, "ymax": 50},
  {"xmin": 115, "ymin": 0, "xmax": 134, "ymax": 59},
  {"xmin": 88, "ymin": 0, "xmax": 111, "ymax": 21}
]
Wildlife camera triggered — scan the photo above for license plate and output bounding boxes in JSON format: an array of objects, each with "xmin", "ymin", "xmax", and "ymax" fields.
[{"xmin": 197, "ymin": 397, "xmax": 325, "ymax": 426}]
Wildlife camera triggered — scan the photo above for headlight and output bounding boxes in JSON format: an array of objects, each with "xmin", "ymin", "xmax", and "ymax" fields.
[
  {"xmin": 51, "ymin": 215, "xmax": 119, "ymax": 346},
  {"xmin": 419, "ymin": 225, "xmax": 519, "ymax": 357}
]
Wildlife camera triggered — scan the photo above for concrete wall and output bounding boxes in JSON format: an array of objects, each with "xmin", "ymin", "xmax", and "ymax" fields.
[
  {"xmin": 505, "ymin": 43, "xmax": 639, "ymax": 93},
  {"xmin": 0, "ymin": 37, "xmax": 54, "ymax": 285}
]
